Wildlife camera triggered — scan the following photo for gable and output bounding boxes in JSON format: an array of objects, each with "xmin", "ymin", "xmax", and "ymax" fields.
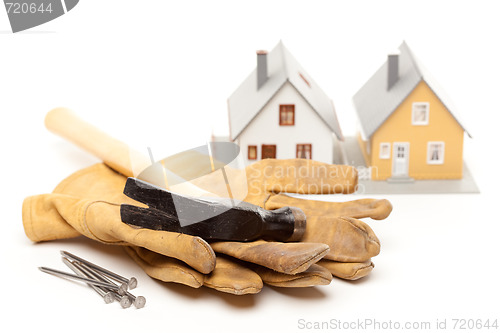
[
  {"xmin": 228, "ymin": 41, "xmax": 343, "ymax": 141},
  {"xmin": 373, "ymin": 80, "xmax": 464, "ymax": 141},
  {"xmin": 353, "ymin": 41, "xmax": 470, "ymax": 139},
  {"xmin": 243, "ymin": 81, "xmax": 332, "ymax": 134},
  {"xmin": 237, "ymin": 81, "xmax": 335, "ymax": 164}
]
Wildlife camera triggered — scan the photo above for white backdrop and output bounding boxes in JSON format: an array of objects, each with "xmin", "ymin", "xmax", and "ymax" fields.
[{"xmin": 1, "ymin": 1, "xmax": 499, "ymax": 332}]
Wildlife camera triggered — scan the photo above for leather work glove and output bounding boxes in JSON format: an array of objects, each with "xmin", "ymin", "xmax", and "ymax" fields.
[
  {"xmin": 23, "ymin": 163, "xmax": 334, "ymax": 294},
  {"xmin": 189, "ymin": 158, "xmax": 392, "ymax": 280},
  {"xmin": 243, "ymin": 159, "xmax": 393, "ymax": 280}
]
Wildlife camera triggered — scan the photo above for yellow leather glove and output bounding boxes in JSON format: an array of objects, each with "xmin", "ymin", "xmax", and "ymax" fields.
[{"xmin": 23, "ymin": 163, "xmax": 333, "ymax": 294}]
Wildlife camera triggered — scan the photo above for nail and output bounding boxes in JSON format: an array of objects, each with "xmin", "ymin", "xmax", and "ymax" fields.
[
  {"xmin": 113, "ymin": 293, "xmax": 132, "ymax": 308},
  {"xmin": 39, "ymin": 267, "xmax": 127, "ymax": 295},
  {"xmin": 76, "ymin": 262, "xmax": 131, "ymax": 309},
  {"xmin": 73, "ymin": 261, "xmax": 129, "ymax": 295},
  {"xmin": 62, "ymin": 258, "xmax": 114, "ymax": 304},
  {"xmin": 73, "ymin": 263, "xmax": 132, "ymax": 309},
  {"xmin": 61, "ymin": 251, "xmax": 137, "ymax": 289},
  {"xmin": 75, "ymin": 262, "xmax": 145, "ymax": 309}
]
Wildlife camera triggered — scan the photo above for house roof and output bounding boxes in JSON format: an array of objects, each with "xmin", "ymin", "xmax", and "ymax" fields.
[
  {"xmin": 228, "ymin": 41, "xmax": 343, "ymax": 141},
  {"xmin": 353, "ymin": 41, "xmax": 471, "ymax": 139}
]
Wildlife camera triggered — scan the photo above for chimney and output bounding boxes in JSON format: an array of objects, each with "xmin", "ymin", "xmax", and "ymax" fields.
[
  {"xmin": 257, "ymin": 50, "xmax": 268, "ymax": 89},
  {"xmin": 387, "ymin": 53, "xmax": 399, "ymax": 90}
]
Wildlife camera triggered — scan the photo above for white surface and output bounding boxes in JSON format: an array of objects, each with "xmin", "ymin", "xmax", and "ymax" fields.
[
  {"xmin": 238, "ymin": 81, "xmax": 334, "ymax": 164},
  {"xmin": 1, "ymin": 1, "xmax": 499, "ymax": 332}
]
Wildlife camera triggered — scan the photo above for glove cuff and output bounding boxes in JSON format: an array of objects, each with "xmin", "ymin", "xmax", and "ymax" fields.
[{"xmin": 22, "ymin": 194, "xmax": 81, "ymax": 242}]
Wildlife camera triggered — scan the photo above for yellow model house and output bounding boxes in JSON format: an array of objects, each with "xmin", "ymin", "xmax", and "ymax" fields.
[{"xmin": 353, "ymin": 42, "xmax": 471, "ymax": 181}]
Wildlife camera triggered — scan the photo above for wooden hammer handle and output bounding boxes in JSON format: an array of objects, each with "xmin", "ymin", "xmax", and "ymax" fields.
[{"xmin": 45, "ymin": 107, "xmax": 149, "ymax": 177}]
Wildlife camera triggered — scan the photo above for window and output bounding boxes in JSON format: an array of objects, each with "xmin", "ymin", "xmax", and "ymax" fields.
[
  {"xmin": 379, "ymin": 143, "xmax": 391, "ymax": 159},
  {"xmin": 279, "ymin": 104, "xmax": 295, "ymax": 126},
  {"xmin": 296, "ymin": 144, "xmax": 312, "ymax": 159},
  {"xmin": 427, "ymin": 142, "xmax": 445, "ymax": 164},
  {"xmin": 261, "ymin": 144, "xmax": 277, "ymax": 159},
  {"xmin": 396, "ymin": 145, "xmax": 406, "ymax": 158},
  {"xmin": 412, "ymin": 102, "xmax": 429, "ymax": 125},
  {"xmin": 248, "ymin": 145, "xmax": 257, "ymax": 160}
]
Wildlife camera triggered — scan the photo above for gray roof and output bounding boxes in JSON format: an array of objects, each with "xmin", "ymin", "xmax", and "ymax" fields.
[
  {"xmin": 228, "ymin": 41, "xmax": 343, "ymax": 141},
  {"xmin": 353, "ymin": 41, "xmax": 471, "ymax": 139}
]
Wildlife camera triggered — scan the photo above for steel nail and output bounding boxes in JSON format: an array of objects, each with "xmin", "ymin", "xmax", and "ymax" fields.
[
  {"xmin": 39, "ymin": 267, "xmax": 127, "ymax": 295},
  {"xmin": 62, "ymin": 258, "xmax": 114, "ymax": 304},
  {"xmin": 75, "ymin": 262, "xmax": 145, "ymax": 308},
  {"xmin": 74, "ymin": 261, "xmax": 129, "ymax": 295},
  {"xmin": 61, "ymin": 251, "xmax": 137, "ymax": 289},
  {"xmin": 76, "ymin": 263, "xmax": 131, "ymax": 309}
]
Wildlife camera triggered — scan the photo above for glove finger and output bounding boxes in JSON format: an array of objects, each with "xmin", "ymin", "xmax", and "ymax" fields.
[
  {"xmin": 317, "ymin": 260, "xmax": 374, "ymax": 280},
  {"xmin": 266, "ymin": 195, "xmax": 392, "ymax": 220},
  {"xmin": 303, "ymin": 216, "xmax": 380, "ymax": 262},
  {"xmin": 33, "ymin": 195, "xmax": 216, "ymax": 274},
  {"xmin": 124, "ymin": 246, "xmax": 205, "ymax": 288},
  {"xmin": 83, "ymin": 202, "xmax": 216, "ymax": 274},
  {"xmin": 210, "ymin": 240, "xmax": 329, "ymax": 275},
  {"xmin": 245, "ymin": 159, "xmax": 357, "ymax": 199},
  {"xmin": 254, "ymin": 264, "xmax": 332, "ymax": 288},
  {"xmin": 203, "ymin": 256, "xmax": 263, "ymax": 295}
]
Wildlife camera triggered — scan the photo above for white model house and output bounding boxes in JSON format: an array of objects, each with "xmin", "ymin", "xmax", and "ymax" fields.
[{"xmin": 227, "ymin": 41, "xmax": 344, "ymax": 164}]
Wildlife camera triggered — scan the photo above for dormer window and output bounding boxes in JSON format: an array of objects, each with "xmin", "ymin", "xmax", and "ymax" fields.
[
  {"xmin": 279, "ymin": 104, "xmax": 295, "ymax": 126},
  {"xmin": 412, "ymin": 102, "xmax": 429, "ymax": 125}
]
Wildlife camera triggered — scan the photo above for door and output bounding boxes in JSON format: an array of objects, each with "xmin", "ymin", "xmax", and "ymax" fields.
[
  {"xmin": 261, "ymin": 144, "xmax": 276, "ymax": 159},
  {"xmin": 392, "ymin": 142, "xmax": 410, "ymax": 177}
]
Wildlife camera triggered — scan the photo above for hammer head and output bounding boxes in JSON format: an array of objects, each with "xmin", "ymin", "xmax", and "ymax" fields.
[{"xmin": 121, "ymin": 178, "xmax": 306, "ymax": 242}]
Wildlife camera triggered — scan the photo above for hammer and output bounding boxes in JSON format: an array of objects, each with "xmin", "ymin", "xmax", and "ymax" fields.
[{"xmin": 44, "ymin": 108, "xmax": 306, "ymax": 242}]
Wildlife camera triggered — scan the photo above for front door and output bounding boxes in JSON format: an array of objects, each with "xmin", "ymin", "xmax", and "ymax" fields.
[
  {"xmin": 261, "ymin": 144, "xmax": 276, "ymax": 159},
  {"xmin": 392, "ymin": 142, "xmax": 410, "ymax": 177}
]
